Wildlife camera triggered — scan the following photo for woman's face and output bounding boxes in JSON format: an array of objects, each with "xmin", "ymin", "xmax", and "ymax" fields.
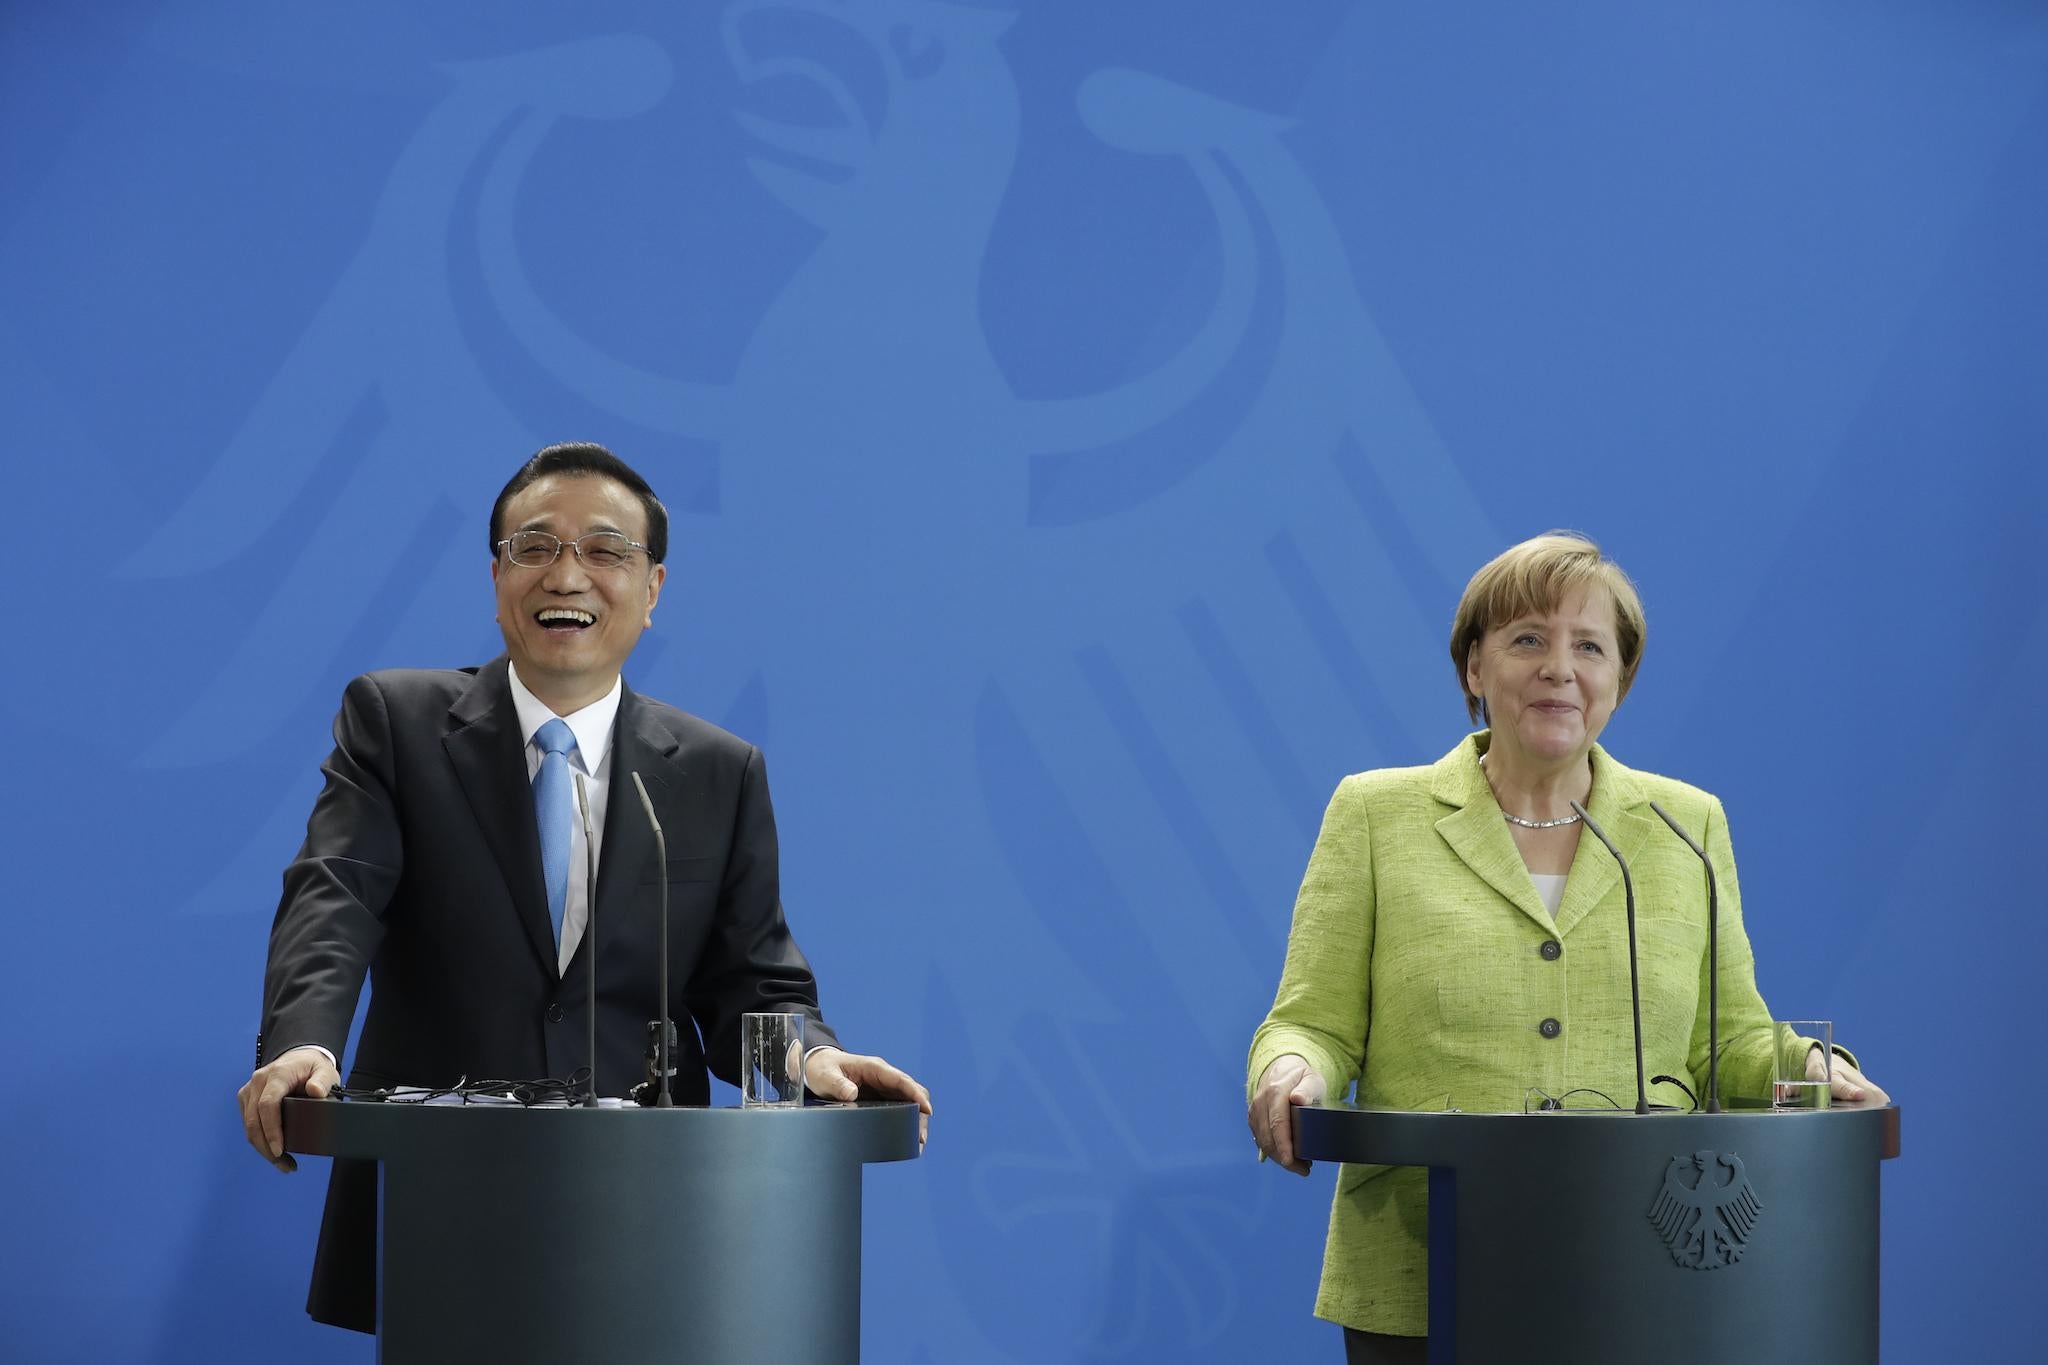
[{"xmin": 1465, "ymin": 587, "xmax": 1623, "ymax": 765}]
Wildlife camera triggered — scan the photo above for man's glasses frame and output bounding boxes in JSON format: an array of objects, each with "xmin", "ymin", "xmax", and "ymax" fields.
[{"xmin": 496, "ymin": 530, "xmax": 650, "ymax": 571}]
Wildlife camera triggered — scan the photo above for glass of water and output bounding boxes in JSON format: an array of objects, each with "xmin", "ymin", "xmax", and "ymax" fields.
[
  {"xmin": 1772, "ymin": 1020, "xmax": 1832, "ymax": 1109},
  {"xmin": 742, "ymin": 1012, "xmax": 807, "ymax": 1108}
]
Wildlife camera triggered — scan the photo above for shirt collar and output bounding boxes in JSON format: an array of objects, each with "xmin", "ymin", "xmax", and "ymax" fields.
[{"xmin": 506, "ymin": 662, "xmax": 622, "ymax": 774}]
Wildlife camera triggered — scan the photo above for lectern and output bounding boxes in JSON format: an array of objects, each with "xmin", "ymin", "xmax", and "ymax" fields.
[
  {"xmin": 284, "ymin": 1097, "xmax": 921, "ymax": 1365},
  {"xmin": 1295, "ymin": 1103, "xmax": 1900, "ymax": 1365}
]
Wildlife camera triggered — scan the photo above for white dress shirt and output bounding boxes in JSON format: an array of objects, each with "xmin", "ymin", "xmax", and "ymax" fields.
[{"xmin": 506, "ymin": 662, "xmax": 622, "ymax": 977}]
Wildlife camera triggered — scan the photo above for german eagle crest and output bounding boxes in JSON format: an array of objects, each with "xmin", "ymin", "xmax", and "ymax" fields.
[{"xmin": 1648, "ymin": 1149, "xmax": 1763, "ymax": 1270}]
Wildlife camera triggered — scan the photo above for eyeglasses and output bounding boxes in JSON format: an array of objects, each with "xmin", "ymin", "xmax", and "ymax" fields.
[{"xmin": 496, "ymin": 530, "xmax": 649, "ymax": 571}]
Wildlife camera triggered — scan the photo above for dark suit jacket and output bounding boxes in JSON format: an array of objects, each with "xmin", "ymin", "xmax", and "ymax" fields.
[{"xmin": 255, "ymin": 657, "xmax": 836, "ymax": 1331}]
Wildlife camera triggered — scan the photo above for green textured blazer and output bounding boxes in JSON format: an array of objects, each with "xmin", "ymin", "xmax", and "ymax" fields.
[{"xmin": 1247, "ymin": 734, "xmax": 1786, "ymax": 1337}]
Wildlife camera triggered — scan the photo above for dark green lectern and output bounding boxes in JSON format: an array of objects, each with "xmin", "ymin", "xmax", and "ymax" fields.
[
  {"xmin": 1295, "ymin": 1102, "xmax": 1900, "ymax": 1365},
  {"xmin": 284, "ymin": 1097, "xmax": 921, "ymax": 1365}
]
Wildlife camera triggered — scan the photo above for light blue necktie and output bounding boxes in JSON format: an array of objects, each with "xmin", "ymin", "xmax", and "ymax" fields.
[{"xmin": 533, "ymin": 718, "xmax": 578, "ymax": 949}]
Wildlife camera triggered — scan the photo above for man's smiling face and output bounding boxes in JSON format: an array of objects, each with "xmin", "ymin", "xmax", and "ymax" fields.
[{"xmin": 490, "ymin": 473, "xmax": 665, "ymax": 711}]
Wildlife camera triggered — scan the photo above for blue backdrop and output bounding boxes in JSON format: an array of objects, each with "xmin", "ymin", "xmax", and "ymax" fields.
[{"xmin": 4, "ymin": 3, "xmax": 2044, "ymax": 1360}]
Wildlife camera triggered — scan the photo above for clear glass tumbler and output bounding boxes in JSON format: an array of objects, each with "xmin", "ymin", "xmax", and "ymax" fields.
[
  {"xmin": 1772, "ymin": 1019, "xmax": 1832, "ymax": 1109},
  {"xmin": 741, "ymin": 1011, "xmax": 807, "ymax": 1108}
]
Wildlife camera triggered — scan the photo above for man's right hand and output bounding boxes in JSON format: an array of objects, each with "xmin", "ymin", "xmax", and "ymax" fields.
[{"xmin": 238, "ymin": 1046, "xmax": 339, "ymax": 1172}]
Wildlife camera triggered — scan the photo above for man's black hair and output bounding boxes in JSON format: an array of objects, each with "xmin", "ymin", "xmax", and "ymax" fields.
[{"xmin": 489, "ymin": 442, "xmax": 668, "ymax": 565}]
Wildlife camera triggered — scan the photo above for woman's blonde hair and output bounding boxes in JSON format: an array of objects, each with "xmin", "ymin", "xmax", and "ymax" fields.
[{"xmin": 1449, "ymin": 531, "xmax": 1647, "ymax": 724}]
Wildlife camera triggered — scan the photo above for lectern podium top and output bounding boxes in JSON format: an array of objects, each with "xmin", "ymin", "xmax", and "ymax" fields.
[
  {"xmin": 283, "ymin": 1095, "xmax": 924, "ymax": 1166},
  {"xmin": 1295, "ymin": 1098, "xmax": 1900, "ymax": 1168}
]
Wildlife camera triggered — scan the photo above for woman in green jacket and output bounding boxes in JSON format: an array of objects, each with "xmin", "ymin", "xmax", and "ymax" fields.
[{"xmin": 1246, "ymin": 532, "xmax": 1887, "ymax": 1364}]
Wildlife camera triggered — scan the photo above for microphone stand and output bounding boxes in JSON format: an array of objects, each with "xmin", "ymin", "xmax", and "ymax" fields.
[
  {"xmin": 1648, "ymin": 801, "xmax": 1721, "ymax": 1113},
  {"xmin": 1571, "ymin": 801, "xmax": 1650, "ymax": 1115},
  {"xmin": 574, "ymin": 774, "xmax": 600, "ymax": 1108},
  {"xmin": 630, "ymin": 773, "xmax": 674, "ymax": 1108}
]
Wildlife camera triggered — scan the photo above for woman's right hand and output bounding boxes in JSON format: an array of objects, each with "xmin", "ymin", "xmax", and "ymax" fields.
[{"xmin": 1248, "ymin": 1054, "xmax": 1328, "ymax": 1175}]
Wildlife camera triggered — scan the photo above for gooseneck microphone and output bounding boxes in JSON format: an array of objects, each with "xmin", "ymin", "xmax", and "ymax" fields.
[
  {"xmin": 1570, "ymin": 800, "xmax": 1650, "ymax": 1115},
  {"xmin": 573, "ymin": 773, "xmax": 600, "ymax": 1108},
  {"xmin": 1648, "ymin": 801, "xmax": 1721, "ymax": 1113},
  {"xmin": 629, "ymin": 772, "xmax": 674, "ymax": 1109}
]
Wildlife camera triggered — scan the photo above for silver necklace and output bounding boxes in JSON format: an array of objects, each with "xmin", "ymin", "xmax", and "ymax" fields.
[
  {"xmin": 1502, "ymin": 809, "xmax": 1581, "ymax": 829},
  {"xmin": 1480, "ymin": 754, "xmax": 1583, "ymax": 829}
]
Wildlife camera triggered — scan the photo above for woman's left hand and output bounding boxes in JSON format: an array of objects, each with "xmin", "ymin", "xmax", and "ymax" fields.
[{"xmin": 1806, "ymin": 1047, "xmax": 1890, "ymax": 1106}]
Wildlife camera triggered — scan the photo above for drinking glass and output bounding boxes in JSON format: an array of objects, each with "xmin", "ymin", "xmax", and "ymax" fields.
[
  {"xmin": 1772, "ymin": 1020, "xmax": 1832, "ymax": 1109},
  {"xmin": 742, "ymin": 1012, "xmax": 807, "ymax": 1108}
]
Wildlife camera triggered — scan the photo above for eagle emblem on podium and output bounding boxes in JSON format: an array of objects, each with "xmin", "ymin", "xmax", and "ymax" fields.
[{"xmin": 1648, "ymin": 1149, "xmax": 1764, "ymax": 1270}]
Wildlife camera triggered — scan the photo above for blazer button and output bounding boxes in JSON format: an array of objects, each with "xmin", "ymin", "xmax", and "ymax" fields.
[
  {"xmin": 546, "ymin": 1003, "xmax": 564, "ymax": 1024},
  {"xmin": 1539, "ymin": 1017, "xmax": 1562, "ymax": 1039},
  {"xmin": 1539, "ymin": 940, "xmax": 1562, "ymax": 961}
]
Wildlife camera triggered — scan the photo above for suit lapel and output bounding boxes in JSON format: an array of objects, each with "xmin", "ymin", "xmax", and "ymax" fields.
[
  {"xmin": 1432, "ymin": 737, "xmax": 1555, "ymax": 930},
  {"xmin": 443, "ymin": 658, "xmax": 559, "ymax": 976},
  {"xmin": 584, "ymin": 683, "xmax": 684, "ymax": 967},
  {"xmin": 1553, "ymin": 745, "xmax": 1651, "ymax": 938}
]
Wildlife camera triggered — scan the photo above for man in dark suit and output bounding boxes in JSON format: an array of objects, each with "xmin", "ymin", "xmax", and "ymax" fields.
[{"xmin": 236, "ymin": 442, "xmax": 931, "ymax": 1333}]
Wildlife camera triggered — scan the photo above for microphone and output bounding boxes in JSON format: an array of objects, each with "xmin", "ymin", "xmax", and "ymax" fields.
[
  {"xmin": 573, "ymin": 773, "xmax": 599, "ymax": 1107},
  {"xmin": 629, "ymin": 772, "xmax": 675, "ymax": 1109},
  {"xmin": 1648, "ymin": 801, "xmax": 1721, "ymax": 1113},
  {"xmin": 1570, "ymin": 800, "xmax": 1650, "ymax": 1115}
]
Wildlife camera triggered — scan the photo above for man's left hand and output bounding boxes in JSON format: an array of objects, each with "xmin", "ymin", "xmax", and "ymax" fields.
[{"xmin": 805, "ymin": 1048, "xmax": 932, "ymax": 1145}]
